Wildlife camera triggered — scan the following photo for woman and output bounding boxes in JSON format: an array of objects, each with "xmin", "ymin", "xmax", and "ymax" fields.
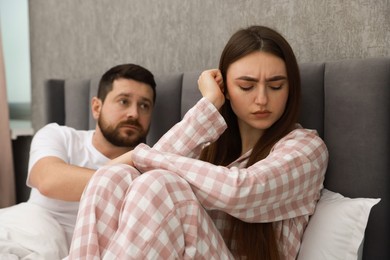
[{"xmin": 67, "ymin": 26, "xmax": 328, "ymax": 260}]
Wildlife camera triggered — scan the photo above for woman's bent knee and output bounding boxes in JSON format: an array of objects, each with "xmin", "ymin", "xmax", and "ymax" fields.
[
  {"xmin": 95, "ymin": 164, "xmax": 140, "ymax": 179},
  {"xmin": 131, "ymin": 170, "xmax": 196, "ymax": 203}
]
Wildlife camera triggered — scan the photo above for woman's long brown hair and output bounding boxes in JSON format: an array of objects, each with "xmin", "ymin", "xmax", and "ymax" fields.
[{"xmin": 199, "ymin": 26, "xmax": 301, "ymax": 260}]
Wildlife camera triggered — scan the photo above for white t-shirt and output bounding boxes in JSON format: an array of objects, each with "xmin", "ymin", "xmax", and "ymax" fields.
[{"xmin": 27, "ymin": 123, "xmax": 109, "ymax": 244}]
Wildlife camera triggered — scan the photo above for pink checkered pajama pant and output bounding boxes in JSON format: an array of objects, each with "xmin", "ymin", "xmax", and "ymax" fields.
[{"xmin": 67, "ymin": 164, "xmax": 234, "ymax": 259}]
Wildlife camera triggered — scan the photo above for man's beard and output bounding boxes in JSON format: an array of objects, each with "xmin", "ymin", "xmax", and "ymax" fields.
[{"xmin": 98, "ymin": 116, "xmax": 148, "ymax": 148}]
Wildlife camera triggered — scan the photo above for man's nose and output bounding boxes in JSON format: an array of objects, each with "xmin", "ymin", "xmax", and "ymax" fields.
[{"xmin": 126, "ymin": 104, "xmax": 139, "ymax": 119}]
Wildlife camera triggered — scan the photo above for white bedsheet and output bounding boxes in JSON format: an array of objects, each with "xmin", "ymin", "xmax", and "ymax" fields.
[{"xmin": 0, "ymin": 203, "xmax": 68, "ymax": 260}]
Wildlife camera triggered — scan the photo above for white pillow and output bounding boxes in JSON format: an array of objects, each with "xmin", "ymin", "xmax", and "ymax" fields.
[{"xmin": 297, "ymin": 188, "xmax": 380, "ymax": 260}]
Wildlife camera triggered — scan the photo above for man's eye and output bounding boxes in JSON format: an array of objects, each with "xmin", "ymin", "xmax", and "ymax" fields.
[
  {"xmin": 139, "ymin": 103, "xmax": 150, "ymax": 110},
  {"xmin": 119, "ymin": 99, "xmax": 128, "ymax": 105}
]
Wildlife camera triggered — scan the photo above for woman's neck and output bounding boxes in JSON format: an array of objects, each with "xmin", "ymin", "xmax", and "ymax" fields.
[{"xmin": 239, "ymin": 123, "xmax": 263, "ymax": 156}]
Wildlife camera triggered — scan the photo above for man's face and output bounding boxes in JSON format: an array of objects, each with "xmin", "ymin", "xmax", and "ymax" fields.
[{"xmin": 94, "ymin": 78, "xmax": 154, "ymax": 148}]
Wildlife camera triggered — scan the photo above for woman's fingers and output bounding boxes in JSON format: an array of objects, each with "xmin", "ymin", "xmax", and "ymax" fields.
[{"xmin": 198, "ymin": 69, "xmax": 225, "ymax": 109}]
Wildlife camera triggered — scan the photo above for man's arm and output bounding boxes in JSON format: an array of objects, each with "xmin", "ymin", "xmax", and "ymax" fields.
[{"xmin": 29, "ymin": 156, "xmax": 95, "ymax": 202}]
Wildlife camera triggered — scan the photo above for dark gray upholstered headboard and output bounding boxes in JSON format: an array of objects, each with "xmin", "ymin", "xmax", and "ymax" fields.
[{"xmin": 43, "ymin": 57, "xmax": 390, "ymax": 259}]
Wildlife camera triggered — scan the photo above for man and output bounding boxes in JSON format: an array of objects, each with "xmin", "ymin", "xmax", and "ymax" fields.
[{"xmin": 0, "ymin": 63, "xmax": 156, "ymax": 259}]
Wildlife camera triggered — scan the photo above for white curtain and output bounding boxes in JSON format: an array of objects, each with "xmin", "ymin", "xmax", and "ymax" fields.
[{"xmin": 0, "ymin": 27, "xmax": 16, "ymax": 207}]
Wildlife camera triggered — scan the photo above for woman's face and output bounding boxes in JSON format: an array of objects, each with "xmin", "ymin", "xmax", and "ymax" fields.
[{"xmin": 226, "ymin": 51, "xmax": 289, "ymax": 139}]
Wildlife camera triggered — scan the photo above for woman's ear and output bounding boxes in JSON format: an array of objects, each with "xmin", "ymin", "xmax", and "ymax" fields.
[{"xmin": 91, "ymin": 97, "xmax": 102, "ymax": 120}]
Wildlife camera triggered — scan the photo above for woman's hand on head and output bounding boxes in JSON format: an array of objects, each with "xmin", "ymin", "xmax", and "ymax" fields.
[{"xmin": 198, "ymin": 69, "xmax": 225, "ymax": 109}]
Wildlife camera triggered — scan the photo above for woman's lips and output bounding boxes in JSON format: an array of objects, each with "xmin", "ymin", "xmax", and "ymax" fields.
[{"xmin": 252, "ymin": 110, "xmax": 271, "ymax": 118}]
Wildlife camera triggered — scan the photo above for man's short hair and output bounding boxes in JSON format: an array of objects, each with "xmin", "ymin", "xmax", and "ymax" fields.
[{"xmin": 97, "ymin": 64, "xmax": 156, "ymax": 103}]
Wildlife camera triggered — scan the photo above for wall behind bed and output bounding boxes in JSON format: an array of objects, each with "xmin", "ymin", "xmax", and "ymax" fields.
[{"xmin": 28, "ymin": 0, "xmax": 390, "ymax": 130}]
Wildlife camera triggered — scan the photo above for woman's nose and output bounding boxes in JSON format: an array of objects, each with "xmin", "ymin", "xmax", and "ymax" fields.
[{"xmin": 255, "ymin": 87, "xmax": 268, "ymax": 106}]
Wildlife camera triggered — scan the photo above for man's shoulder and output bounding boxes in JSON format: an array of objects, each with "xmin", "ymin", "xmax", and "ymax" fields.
[
  {"xmin": 41, "ymin": 123, "xmax": 89, "ymax": 133},
  {"xmin": 37, "ymin": 123, "xmax": 93, "ymax": 140}
]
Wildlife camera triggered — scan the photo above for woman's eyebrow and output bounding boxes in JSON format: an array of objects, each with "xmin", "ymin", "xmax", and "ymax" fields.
[
  {"xmin": 235, "ymin": 75, "xmax": 287, "ymax": 82},
  {"xmin": 235, "ymin": 76, "xmax": 259, "ymax": 82},
  {"xmin": 265, "ymin": 75, "xmax": 287, "ymax": 82}
]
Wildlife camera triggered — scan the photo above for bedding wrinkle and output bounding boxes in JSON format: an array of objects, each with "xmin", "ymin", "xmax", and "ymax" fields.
[{"xmin": 0, "ymin": 203, "xmax": 68, "ymax": 259}]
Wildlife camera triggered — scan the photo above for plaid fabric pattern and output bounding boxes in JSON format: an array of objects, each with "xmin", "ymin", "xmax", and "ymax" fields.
[
  {"xmin": 153, "ymin": 98, "xmax": 227, "ymax": 158},
  {"xmin": 68, "ymin": 165, "xmax": 233, "ymax": 259},
  {"xmin": 67, "ymin": 98, "xmax": 328, "ymax": 259}
]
